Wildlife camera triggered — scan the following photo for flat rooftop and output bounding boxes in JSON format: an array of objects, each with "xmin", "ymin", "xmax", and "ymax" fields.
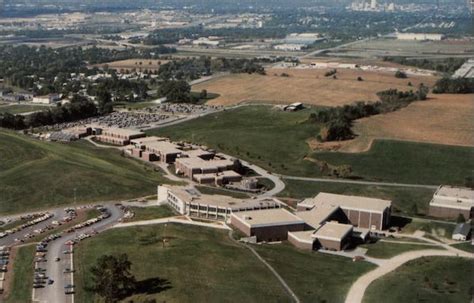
[
  {"xmin": 183, "ymin": 149, "xmax": 215, "ymax": 158},
  {"xmin": 193, "ymin": 170, "xmax": 242, "ymax": 181},
  {"xmin": 167, "ymin": 186, "xmax": 277, "ymax": 210},
  {"xmin": 176, "ymin": 157, "xmax": 234, "ymax": 169},
  {"xmin": 430, "ymin": 185, "xmax": 474, "ymax": 211},
  {"xmin": 130, "ymin": 136, "xmax": 167, "ymax": 145},
  {"xmin": 232, "ymin": 208, "xmax": 304, "ymax": 228},
  {"xmin": 295, "ymin": 204, "xmax": 339, "ymax": 229},
  {"xmin": 299, "ymin": 192, "xmax": 391, "ymax": 213},
  {"xmin": 288, "ymin": 230, "xmax": 316, "ymax": 244},
  {"xmin": 313, "ymin": 222, "xmax": 353, "ymax": 242},
  {"xmin": 146, "ymin": 141, "xmax": 183, "ymax": 154},
  {"xmin": 102, "ymin": 127, "xmax": 144, "ymax": 137}
]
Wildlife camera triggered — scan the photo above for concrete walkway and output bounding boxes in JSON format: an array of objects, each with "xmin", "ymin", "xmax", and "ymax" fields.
[
  {"xmin": 345, "ymin": 248, "xmax": 474, "ymax": 303},
  {"xmin": 113, "ymin": 217, "xmax": 231, "ymax": 230},
  {"xmin": 281, "ymin": 175, "xmax": 439, "ymax": 189}
]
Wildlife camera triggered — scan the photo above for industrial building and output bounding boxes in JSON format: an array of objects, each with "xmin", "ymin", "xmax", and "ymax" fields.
[
  {"xmin": 297, "ymin": 193, "xmax": 392, "ymax": 231},
  {"xmin": 395, "ymin": 33, "xmax": 445, "ymax": 41},
  {"xmin": 429, "ymin": 186, "xmax": 474, "ymax": 219},
  {"xmin": 158, "ymin": 185, "xmax": 280, "ymax": 220},
  {"xmin": 32, "ymin": 93, "xmax": 60, "ymax": 104}
]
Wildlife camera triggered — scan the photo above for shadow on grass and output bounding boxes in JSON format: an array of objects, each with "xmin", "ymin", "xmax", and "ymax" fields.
[{"xmin": 132, "ymin": 277, "xmax": 173, "ymax": 296}]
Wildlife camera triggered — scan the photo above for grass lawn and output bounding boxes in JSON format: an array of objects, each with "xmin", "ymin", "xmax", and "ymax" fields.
[
  {"xmin": 312, "ymin": 140, "xmax": 474, "ymax": 186},
  {"xmin": 0, "ymin": 104, "xmax": 45, "ymax": 114},
  {"xmin": 253, "ymin": 243, "xmax": 376, "ymax": 303},
  {"xmin": 450, "ymin": 242, "xmax": 474, "ymax": 253},
  {"xmin": 0, "ymin": 129, "xmax": 175, "ymax": 214},
  {"xmin": 4, "ymin": 244, "xmax": 35, "ymax": 303},
  {"xmin": 74, "ymin": 224, "xmax": 290, "ymax": 303},
  {"xmin": 0, "ymin": 218, "xmax": 30, "ymax": 232},
  {"xmin": 279, "ymin": 179, "xmax": 435, "ymax": 216},
  {"xmin": 126, "ymin": 205, "xmax": 176, "ymax": 222},
  {"xmin": 196, "ymin": 186, "xmax": 251, "ymax": 199},
  {"xmin": 361, "ymin": 240, "xmax": 442, "ymax": 259},
  {"xmin": 364, "ymin": 257, "xmax": 473, "ymax": 303},
  {"xmin": 401, "ymin": 218, "xmax": 456, "ymax": 239},
  {"xmin": 147, "ymin": 105, "xmax": 324, "ymax": 177}
]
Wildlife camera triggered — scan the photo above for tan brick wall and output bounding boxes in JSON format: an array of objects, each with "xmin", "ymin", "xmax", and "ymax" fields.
[{"xmin": 429, "ymin": 205, "xmax": 472, "ymax": 219}]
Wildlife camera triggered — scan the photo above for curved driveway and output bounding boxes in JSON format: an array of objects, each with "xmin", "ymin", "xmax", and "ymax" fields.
[{"xmin": 344, "ymin": 248, "xmax": 474, "ymax": 303}]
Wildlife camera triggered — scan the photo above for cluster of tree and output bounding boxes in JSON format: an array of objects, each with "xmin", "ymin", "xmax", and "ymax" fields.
[
  {"xmin": 384, "ymin": 57, "xmax": 467, "ymax": 74},
  {"xmin": 309, "ymin": 87, "xmax": 428, "ymax": 142},
  {"xmin": 324, "ymin": 69, "xmax": 337, "ymax": 77},
  {"xmin": 432, "ymin": 77, "xmax": 474, "ymax": 94},
  {"xmin": 0, "ymin": 45, "xmax": 174, "ymax": 94},
  {"xmin": 157, "ymin": 80, "xmax": 197, "ymax": 103},
  {"xmin": 0, "ymin": 95, "xmax": 98, "ymax": 130},
  {"xmin": 394, "ymin": 70, "xmax": 407, "ymax": 79},
  {"xmin": 87, "ymin": 78, "xmax": 149, "ymax": 102}
]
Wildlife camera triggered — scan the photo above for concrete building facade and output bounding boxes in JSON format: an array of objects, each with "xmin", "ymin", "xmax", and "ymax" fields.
[{"xmin": 429, "ymin": 186, "xmax": 474, "ymax": 219}]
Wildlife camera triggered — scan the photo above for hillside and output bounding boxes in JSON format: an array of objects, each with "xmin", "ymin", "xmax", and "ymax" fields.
[{"xmin": 0, "ymin": 130, "xmax": 170, "ymax": 214}]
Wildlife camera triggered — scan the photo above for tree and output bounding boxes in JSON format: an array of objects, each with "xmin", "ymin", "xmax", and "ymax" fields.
[
  {"xmin": 395, "ymin": 70, "xmax": 407, "ymax": 78},
  {"xmin": 90, "ymin": 254, "xmax": 136, "ymax": 303},
  {"xmin": 97, "ymin": 87, "xmax": 113, "ymax": 114},
  {"xmin": 456, "ymin": 214, "xmax": 466, "ymax": 223}
]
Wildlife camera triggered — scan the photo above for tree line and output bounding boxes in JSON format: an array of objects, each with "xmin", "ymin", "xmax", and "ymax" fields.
[
  {"xmin": 432, "ymin": 77, "xmax": 474, "ymax": 94},
  {"xmin": 309, "ymin": 86, "xmax": 428, "ymax": 142}
]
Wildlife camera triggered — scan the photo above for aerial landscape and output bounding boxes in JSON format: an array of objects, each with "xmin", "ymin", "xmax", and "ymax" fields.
[{"xmin": 0, "ymin": 0, "xmax": 473, "ymax": 302}]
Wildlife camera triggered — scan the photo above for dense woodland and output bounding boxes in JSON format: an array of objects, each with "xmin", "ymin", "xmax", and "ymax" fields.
[{"xmin": 432, "ymin": 77, "xmax": 474, "ymax": 94}]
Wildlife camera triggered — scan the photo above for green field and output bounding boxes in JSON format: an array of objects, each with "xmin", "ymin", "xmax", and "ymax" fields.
[
  {"xmin": 147, "ymin": 105, "xmax": 323, "ymax": 177},
  {"xmin": 196, "ymin": 185, "xmax": 251, "ymax": 199},
  {"xmin": 4, "ymin": 244, "xmax": 35, "ymax": 303},
  {"xmin": 313, "ymin": 140, "xmax": 474, "ymax": 186},
  {"xmin": 361, "ymin": 240, "xmax": 442, "ymax": 259},
  {"xmin": 364, "ymin": 257, "xmax": 473, "ymax": 303},
  {"xmin": 0, "ymin": 130, "xmax": 174, "ymax": 214},
  {"xmin": 401, "ymin": 218, "xmax": 456, "ymax": 239},
  {"xmin": 148, "ymin": 106, "xmax": 473, "ymax": 186},
  {"xmin": 253, "ymin": 244, "xmax": 376, "ymax": 303},
  {"xmin": 74, "ymin": 224, "xmax": 290, "ymax": 303},
  {"xmin": 0, "ymin": 104, "xmax": 45, "ymax": 114},
  {"xmin": 279, "ymin": 179, "xmax": 436, "ymax": 216},
  {"xmin": 126, "ymin": 205, "xmax": 176, "ymax": 222},
  {"xmin": 451, "ymin": 242, "xmax": 474, "ymax": 253}
]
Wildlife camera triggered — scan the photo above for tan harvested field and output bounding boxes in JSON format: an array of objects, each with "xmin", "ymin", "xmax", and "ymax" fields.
[
  {"xmin": 94, "ymin": 59, "xmax": 169, "ymax": 71},
  {"xmin": 310, "ymin": 94, "xmax": 474, "ymax": 152},
  {"xmin": 196, "ymin": 68, "xmax": 437, "ymax": 106}
]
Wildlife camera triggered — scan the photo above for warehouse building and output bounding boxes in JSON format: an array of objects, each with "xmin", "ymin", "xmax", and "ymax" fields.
[
  {"xmin": 158, "ymin": 185, "xmax": 280, "ymax": 220},
  {"xmin": 297, "ymin": 193, "xmax": 392, "ymax": 230},
  {"xmin": 396, "ymin": 33, "xmax": 445, "ymax": 41},
  {"xmin": 429, "ymin": 186, "xmax": 474, "ymax": 219},
  {"xmin": 231, "ymin": 208, "xmax": 306, "ymax": 242}
]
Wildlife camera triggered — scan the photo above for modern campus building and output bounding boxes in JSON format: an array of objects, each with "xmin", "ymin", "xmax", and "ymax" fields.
[
  {"xmin": 429, "ymin": 186, "xmax": 474, "ymax": 219},
  {"xmin": 229, "ymin": 192, "xmax": 390, "ymax": 251},
  {"xmin": 297, "ymin": 192, "xmax": 392, "ymax": 231},
  {"xmin": 94, "ymin": 127, "xmax": 146, "ymax": 145},
  {"xmin": 32, "ymin": 93, "xmax": 60, "ymax": 104},
  {"xmin": 158, "ymin": 185, "xmax": 280, "ymax": 220}
]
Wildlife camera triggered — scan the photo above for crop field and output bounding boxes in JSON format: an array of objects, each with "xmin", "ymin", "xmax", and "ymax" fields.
[
  {"xmin": 333, "ymin": 94, "xmax": 474, "ymax": 152},
  {"xmin": 94, "ymin": 59, "xmax": 169, "ymax": 72},
  {"xmin": 194, "ymin": 68, "xmax": 437, "ymax": 106},
  {"xmin": 0, "ymin": 129, "xmax": 173, "ymax": 214},
  {"xmin": 364, "ymin": 257, "xmax": 473, "ymax": 303}
]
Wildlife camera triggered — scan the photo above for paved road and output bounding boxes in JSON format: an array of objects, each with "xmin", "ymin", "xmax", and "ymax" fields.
[
  {"xmin": 239, "ymin": 159, "xmax": 286, "ymax": 197},
  {"xmin": 34, "ymin": 204, "xmax": 123, "ymax": 303},
  {"xmin": 344, "ymin": 249, "xmax": 473, "ymax": 303},
  {"xmin": 281, "ymin": 175, "xmax": 439, "ymax": 189}
]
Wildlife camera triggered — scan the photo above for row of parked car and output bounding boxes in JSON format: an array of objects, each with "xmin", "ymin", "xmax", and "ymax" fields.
[
  {"xmin": 0, "ymin": 213, "xmax": 53, "ymax": 239},
  {"xmin": 64, "ymin": 207, "xmax": 111, "ymax": 234}
]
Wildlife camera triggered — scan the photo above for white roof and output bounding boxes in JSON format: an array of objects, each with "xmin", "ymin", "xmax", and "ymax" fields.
[
  {"xmin": 430, "ymin": 185, "xmax": 474, "ymax": 211},
  {"xmin": 232, "ymin": 208, "xmax": 304, "ymax": 228},
  {"xmin": 295, "ymin": 204, "xmax": 339, "ymax": 229},
  {"xmin": 313, "ymin": 222, "xmax": 353, "ymax": 242}
]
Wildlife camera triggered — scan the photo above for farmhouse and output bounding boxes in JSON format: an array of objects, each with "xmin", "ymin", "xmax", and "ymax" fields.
[
  {"xmin": 158, "ymin": 185, "xmax": 280, "ymax": 220},
  {"xmin": 297, "ymin": 193, "xmax": 392, "ymax": 230},
  {"xmin": 429, "ymin": 186, "xmax": 474, "ymax": 220},
  {"xmin": 95, "ymin": 127, "xmax": 145, "ymax": 145},
  {"xmin": 230, "ymin": 208, "xmax": 306, "ymax": 242}
]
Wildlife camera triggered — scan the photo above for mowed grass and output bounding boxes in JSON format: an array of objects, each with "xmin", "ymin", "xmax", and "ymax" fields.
[
  {"xmin": 74, "ymin": 224, "xmax": 290, "ymax": 303},
  {"xmin": 401, "ymin": 218, "xmax": 456, "ymax": 239},
  {"xmin": 361, "ymin": 240, "xmax": 442, "ymax": 259},
  {"xmin": 148, "ymin": 105, "xmax": 323, "ymax": 177},
  {"xmin": 279, "ymin": 179, "xmax": 435, "ymax": 216},
  {"xmin": 312, "ymin": 139, "xmax": 474, "ymax": 185},
  {"xmin": 126, "ymin": 205, "xmax": 176, "ymax": 222},
  {"xmin": 0, "ymin": 129, "xmax": 173, "ymax": 214},
  {"xmin": 364, "ymin": 257, "xmax": 473, "ymax": 303},
  {"xmin": 253, "ymin": 243, "xmax": 376, "ymax": 303},
  {"xmin": 4, "ymin": 244, "xmax": 35, "ymax": 303},
  {"xmin": 0, "ymin": 104, "xmax": 45, "ymax": 114}
]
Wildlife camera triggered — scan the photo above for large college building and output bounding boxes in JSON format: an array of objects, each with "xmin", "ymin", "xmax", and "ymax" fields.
[{"xmin": 429, "ymin": 186, "xmax": 474, "ymax": 219}]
